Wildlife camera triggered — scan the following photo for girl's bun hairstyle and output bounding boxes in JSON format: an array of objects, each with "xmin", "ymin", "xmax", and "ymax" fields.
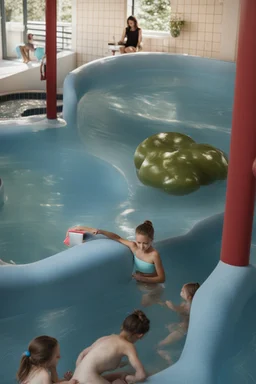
[{"xmin": 136, "ymin": 220, "xmax": 154, "ymax": 240}]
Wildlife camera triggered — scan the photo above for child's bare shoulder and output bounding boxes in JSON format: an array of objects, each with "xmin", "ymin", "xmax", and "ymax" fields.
[{"xmin": 29, "ymin": 368, "xmax": 50, "ymax": 384}]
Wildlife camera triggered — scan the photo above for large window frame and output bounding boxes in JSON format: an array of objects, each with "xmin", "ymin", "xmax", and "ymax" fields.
[
  {"xmin": 128, "ymin": 0, "xmax": 171, "ymax": 36},
  {"xmin": 1, "ymin": 0, "xmax": 72, "ymax": 60}
]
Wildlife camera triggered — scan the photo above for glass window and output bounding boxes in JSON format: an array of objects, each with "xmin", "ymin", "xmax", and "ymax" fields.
[
  {"xmin": 131, "ymin": 0, "xmax": 171, "ymax": 33},
  {"xmin": 4, "ymin": 0, "xmax": 24, "ymax": 57}
]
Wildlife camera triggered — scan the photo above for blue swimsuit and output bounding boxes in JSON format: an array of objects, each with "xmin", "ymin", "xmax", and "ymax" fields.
[{"xmin": 134, "ymin": 255, "xmax": 156, "ymax": 274}]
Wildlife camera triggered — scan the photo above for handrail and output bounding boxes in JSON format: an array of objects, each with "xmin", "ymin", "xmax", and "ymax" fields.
[{"xmin": 27, "ymin": 20, "xmax": 72, "ymax": 50}]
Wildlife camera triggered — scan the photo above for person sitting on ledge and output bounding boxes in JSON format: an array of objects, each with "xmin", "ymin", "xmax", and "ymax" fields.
[
  {"xmin": 118, "ymin": 16, "xmax": 142, "ymax": 54},
  {"xmin": 19, "ymin": 33, "xmax": 36, "ymax": 63}
]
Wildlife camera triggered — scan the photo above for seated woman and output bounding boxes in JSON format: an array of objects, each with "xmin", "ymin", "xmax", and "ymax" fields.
[
  {"xmin": 118, "ymin": 16, "xmax": 142, "ymax": 54},
  {"xmin": 19, "ymin": 33, "xmax": 35, "ymax": 63}
]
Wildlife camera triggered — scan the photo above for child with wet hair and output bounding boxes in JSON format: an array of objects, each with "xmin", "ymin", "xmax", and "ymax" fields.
[
  {"xmin": 16, "ymin": 335, "xmax": 77, "ymax": 384},
  {"xmin": 157, "ymin": 282, "xmax": 200, "ymax": 364},
  {"xmin": 72, "ymin": 220, "xmax": 165, "ymax": 284},
  {"xmin": 73, "ymin": 310, "xmax": 150, "ymax": 383}
]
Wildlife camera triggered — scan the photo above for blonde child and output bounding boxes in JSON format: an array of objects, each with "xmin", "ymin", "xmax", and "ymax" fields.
[
  {"xmin": 16, "ymin": 335, "xmax": 77, "ymax": 384},
  {"xmin": 157, "ymin": 282, "xmax": 200, "ymax": 364},
  {"xmin": 73, "ymin": 310, "xmax": 150, "ymax": 384}
]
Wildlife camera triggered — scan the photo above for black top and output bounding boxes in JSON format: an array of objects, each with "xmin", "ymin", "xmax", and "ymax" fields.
[{"xmin": 125, "ymin": 27, "xmax": 140, "ymax": 48}]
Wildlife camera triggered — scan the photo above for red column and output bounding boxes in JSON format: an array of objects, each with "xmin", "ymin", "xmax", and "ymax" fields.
[
  {"xmin": 46, "ymin": 0, "xmax": 57, "ymax": 119},
  {"xmin": 220, "ymin": 0, "xmax": 256, "ymax": 266}
]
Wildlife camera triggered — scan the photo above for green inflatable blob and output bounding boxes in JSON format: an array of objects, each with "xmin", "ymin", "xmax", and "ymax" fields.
[{"xmin": 134, "ymin": 132, "xmax": 228, "ymax": 196}]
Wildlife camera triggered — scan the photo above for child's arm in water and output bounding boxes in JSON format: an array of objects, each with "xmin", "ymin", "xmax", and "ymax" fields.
[
  {"xmin": 163, "ymin": 301, "xmax": 189, "ymax": 314},
  {"xmin": 73, "ymin": 226, "xmax": 137, "ymax": 251},
  {"xmin": 132, "ymin": 251, "xmax": 165, "ymax": 284},
  {"xmin": 124, "ymin": 343, "xmax": 147, "ymax": 383},
  {"xmin": 49, "ymin": 366, "xmax": 75, "ymax": 383},
  {"xmin": 37, "ymin": 369, "xmax": 77, "ymax": 384}
]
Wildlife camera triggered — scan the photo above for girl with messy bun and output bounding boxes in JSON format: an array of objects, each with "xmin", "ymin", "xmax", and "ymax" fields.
[
  {"xmin": 73, "ymin": 310, "xmax": 150, "ymax": 383},
  {"xmin": 74, "ymin": 221, "xmax": 165, "ymax": 284}
]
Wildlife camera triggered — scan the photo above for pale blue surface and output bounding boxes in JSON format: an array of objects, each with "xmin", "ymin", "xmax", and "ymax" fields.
[{"xmin": 1, "ymin": 54, "xmax": 256, "ymax": 383}]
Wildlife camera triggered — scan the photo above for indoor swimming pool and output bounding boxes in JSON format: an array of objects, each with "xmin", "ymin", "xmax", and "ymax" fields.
[{"xmin": 1, "ymin": 54, "xmax": 256, "ymax": 384}]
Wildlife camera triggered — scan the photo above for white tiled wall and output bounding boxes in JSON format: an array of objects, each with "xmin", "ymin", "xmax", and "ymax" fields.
[
  {"xmin": 76, "ymin": 0, "xmax": 240, "ymax": 67},
  {"xmin": 76, "ymin": 0, "xmax": 126, "ymax": 67},
  {"xmin": 143, "ymin": 0, "xmax": 224, "ymax": 59}
]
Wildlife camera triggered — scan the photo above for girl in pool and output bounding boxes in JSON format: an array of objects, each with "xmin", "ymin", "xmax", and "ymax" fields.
[
  {"xmin": 16, "ymin": 335, "xmax": 77, "ymax": 384},
  {"xmin": 73, "ymin": 221, "xmax": 165, "ymax": 306},
  {"xmin": 157, "ymin": 282, "xmax": 200, "ymax": 364},
  {"xmin": 118, "ymin": 16, "xmax": 142, "ymax": 54},
  {"xmin": 73, "ymin": 221, "xmax": 165, "ymax": 284},
  {"xmin": 73, "ymin": 310, "xmax": 149, "ymax": 384}
]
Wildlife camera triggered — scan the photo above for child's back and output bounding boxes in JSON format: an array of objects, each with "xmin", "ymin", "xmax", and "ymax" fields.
[{"xmin": 73, "ymin": 335, "xmax": 129, "ymax": 383}]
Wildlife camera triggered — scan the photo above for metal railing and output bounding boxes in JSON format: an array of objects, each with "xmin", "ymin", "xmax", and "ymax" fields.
[{"xmin": 27, "ymin": 20, "xmax": 72, "ymax": 50}]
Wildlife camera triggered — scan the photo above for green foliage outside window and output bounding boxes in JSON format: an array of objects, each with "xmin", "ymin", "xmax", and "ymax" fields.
[
  {"xmin": 4, "ymin": 0, "xmax": 71, "ymax": 23},
  {"xmin": 135, "ymin": 0, "xmax": 171, "ymax": 32}
]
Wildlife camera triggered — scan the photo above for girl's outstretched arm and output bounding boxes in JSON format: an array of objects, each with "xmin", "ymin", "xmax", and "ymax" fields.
[{"xmin": 73, "ymin": 226, "xmax": 136, "ymax": 251}]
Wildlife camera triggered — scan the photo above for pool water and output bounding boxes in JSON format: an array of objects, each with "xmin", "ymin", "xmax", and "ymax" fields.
[
  {"xmin": 0, "ymin": 99, "xmax": 63, "ymax": 118},
  {"xmin": 0, "ymin": 224, "xmax": 222, "ymax": 384},
  {"xmin": 1, "ymin": 55, "xmax": 256, "ymax": 384},
  {"xmin": 0, "ymin": 66, "xmax": 232, "ymax": 264}
]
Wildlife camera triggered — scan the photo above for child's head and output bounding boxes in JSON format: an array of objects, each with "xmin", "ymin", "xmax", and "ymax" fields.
[
  {"xmin": 16, "ymin": 336, "xmax": 59, "ymax": 383},
  {"xmin": 180, "ymin": 282, "xmax": 200, "ymax": 301},
  {"xmin": 122, "ymin": 310, "xmax": 150, "ymax": 343},
  {"xmin": 27, "ymin": 33, "xmax": 33, "ymax": 41},
  {"xmin": 135, "ymin": 220, "xmax": 154, "ymax": 251},
  {"xmin": 127, "ymin": 15, "xmax": 138, "ymax": 29}
]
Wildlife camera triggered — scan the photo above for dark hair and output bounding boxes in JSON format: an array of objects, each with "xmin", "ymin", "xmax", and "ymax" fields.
[
  {"xmin": 136, "ymin": 220, "xmax": 154, "ymax": 240},
  {"xmin": 27, "ymin": 33, "xmax": 33, "ymax": 40},
  {"xmin": 16, "ymin": 336, "xmax": 58, "ymax": 383},
  {"xmin": 185, "ymin": 282, "xmax": 200, "ymax": 299},
  {"xmin": 122, "ymin": 310, "xmax": 150, "ymax": 335},
  {"xmin": 127, "ymin": 15, "xmax": 139, "ymax": 29}
]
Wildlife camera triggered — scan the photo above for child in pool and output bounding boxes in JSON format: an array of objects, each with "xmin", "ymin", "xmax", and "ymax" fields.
[
  {"xmin": 157, "ymin": 282, "xmax": 200, "ymax": 364},
  {"xmin": 16, "ymin": 335, "xmax": 77, "ymax": 384},
  {"xmin": 72, "ymin": 221, "xmax": 165, "ymax": 284},
  {"xmin": 72, "ymin": 310, "xmax": 149, "ymax": 384},
  {"xmin": 72, "ymin": 221, "xmax": 165, "ymax": 306}
]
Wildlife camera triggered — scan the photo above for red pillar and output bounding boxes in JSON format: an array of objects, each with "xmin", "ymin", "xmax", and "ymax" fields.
[
  {"xmin": 220, "ymin": 0, "xmax": 256, "ymax": 266},
  {"xmin": 46, "ymin": 0, "xmax": 57, "ymax": 119}
]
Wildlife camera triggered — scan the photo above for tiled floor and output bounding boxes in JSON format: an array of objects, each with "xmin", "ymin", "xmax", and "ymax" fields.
[{"xmin": 0, "ymin": 59, "xmax": 39, "ymax": 80}]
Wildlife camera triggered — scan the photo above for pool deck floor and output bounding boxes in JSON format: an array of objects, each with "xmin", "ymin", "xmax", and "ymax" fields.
[{"xmin": 0, "ymin": 59, "xmax": 39, "ymax": 81}]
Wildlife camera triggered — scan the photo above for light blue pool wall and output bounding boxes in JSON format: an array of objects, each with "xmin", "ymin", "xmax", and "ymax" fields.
[{"xmin": 1, "ymin": 54, "xmax": 256, "ymax": 384}]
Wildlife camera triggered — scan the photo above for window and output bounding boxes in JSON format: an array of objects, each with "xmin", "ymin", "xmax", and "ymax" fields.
[
  {"xmin": 128, "ymin": 0, "xmax": 171, "ymax": 33},
  {"xmin": 1, "ymin": 0, "xmax": 72, "ymax": 59}
]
